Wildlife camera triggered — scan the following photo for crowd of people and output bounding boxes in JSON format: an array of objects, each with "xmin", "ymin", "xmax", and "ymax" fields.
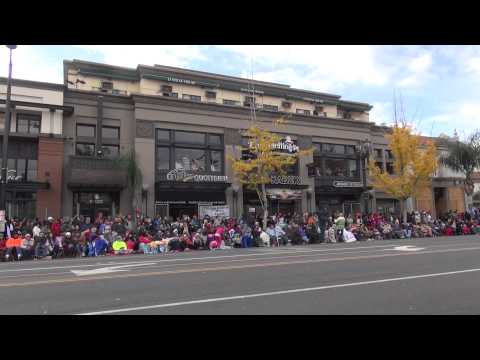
[{"xmin": 1, "ymin": 207, "xmax": 480, "ymax": 262}]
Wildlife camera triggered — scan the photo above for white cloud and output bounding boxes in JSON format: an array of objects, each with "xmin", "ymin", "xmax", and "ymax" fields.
[
  {"xmin": 73, "ymin": 45, "xmax": 206, "ymax": 68},
  {"xmin": 370, "ymin": 102, "xmax": 393, "ymax": 125},
  {"xmin": 219, "ymin": 45, "xmax": 390, "ymax": 92},
  {"xmin": 0, "ymin": 46, "xmax": 62, "ymax": 83},
  {"xmin": 397, "ymin": 53, "xmax": 433, "ymax": 88},
  {"xmin": 424, "ymin": 102, "xmax": 480, "ymax": 136}
]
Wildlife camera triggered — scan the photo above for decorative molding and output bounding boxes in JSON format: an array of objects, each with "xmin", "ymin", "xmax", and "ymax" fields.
[{"xmin": 136, "ymin": 120, "xmax": 154, "ymax": 139}]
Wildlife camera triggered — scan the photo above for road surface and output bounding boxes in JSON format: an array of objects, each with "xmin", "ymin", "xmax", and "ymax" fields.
[{"xmin": 1, "ymin": 235, "xmax": 480, "ymax": 314}]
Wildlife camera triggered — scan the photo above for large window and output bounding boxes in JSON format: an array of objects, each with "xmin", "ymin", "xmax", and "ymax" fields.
[
  {"xmin": 325, "ymin": 159, "xmax": 346, "ymax": 177},
  {"xmin": 156, "ymin": 129, "xmax": 224, "ymax": 174},
  {"xmin": 182, "ymin": 94, "xmax": 201, "ymax": 102},
  {"xmin": 156, "ymin": 147, "xmax": 170, "ymax": 170},
  {"xmin": 101, "ymin": 145, "xmax": 119, "ymax": 158},
  {"xmin": 17, "ymin": 113, "xmax": 41, "ymax": 134},
  {"xmin": 1, "ymin": 158, "xmax": 37, "ymax": 181},
  {"xmin": 175, "ymin": 148, "xmax": 206, "ymax": 171},
  {"xmin": 76, "ymin": 143, "xmax": 95, "ymax": 156},
  {"xmin": 102, "ymin": 126, "xmax": 120, "ymax": 139},
  {"xmin": 77, "ymin": 124, "xmax": 96, "ymax": 137},
  {"xmin": 175, "ymin": 131, "xmax": 205, "ymax": 145},
  {"xmin": 0, "ymin": 112, "xmax": 5, "ymax": 130}
]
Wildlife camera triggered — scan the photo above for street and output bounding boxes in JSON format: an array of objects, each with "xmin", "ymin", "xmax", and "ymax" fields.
[{"xmin": 1, "ymin": 235, "xmax": 480, "ymax": 314}]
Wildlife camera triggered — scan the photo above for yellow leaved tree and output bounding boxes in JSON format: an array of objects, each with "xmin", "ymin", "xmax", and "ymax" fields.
[
  {"xmin": 230, "ymin": 119, "xmax": 313, "ymax": 229},
  {"xmin": 368, "ymin": 124, "xmax": 438, "ymax": 223}
]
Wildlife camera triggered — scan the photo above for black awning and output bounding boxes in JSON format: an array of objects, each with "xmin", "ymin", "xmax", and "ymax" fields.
[
  {"xmin": 5, "ymin": 181, "xmax": 49, "ymax": 191},
  {"xmin": 68, "ymin": 183, "xmax": 124, "ymax": 191}
]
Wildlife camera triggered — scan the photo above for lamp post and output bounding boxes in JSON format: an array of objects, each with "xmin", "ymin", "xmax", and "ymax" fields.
[
  {"xmin": 357, "ymin": 138, "xmax": 372, "ymax": 215},
  {"xmin": 232, "ymin": 184, "xmax": 240, "ymax": 218},
  {"xmin": 1, "ymin": 45, "xmax": 17, "ymax": 221}
]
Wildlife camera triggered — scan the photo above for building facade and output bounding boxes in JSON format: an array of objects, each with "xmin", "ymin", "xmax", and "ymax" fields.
[
  {"xmin": 0, "ymin": 77, "xmax": 72, "ymax": 219},
  {"xmin": 61, "ymin": 59, "xmax": 466, "ymax": 220}
]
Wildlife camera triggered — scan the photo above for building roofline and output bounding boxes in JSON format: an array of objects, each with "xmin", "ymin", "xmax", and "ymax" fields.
[
  {"xmin": 0, "ymin": 77, "xmax": 64, "ymax": 92},
  {"xmin": 65, "ymin": 59, "xmax": 372, "ymax": 110}
]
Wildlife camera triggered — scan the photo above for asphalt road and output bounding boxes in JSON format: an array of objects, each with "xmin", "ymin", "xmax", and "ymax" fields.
[{"xmin": 1, "ymin": 235, "xmax": 480, "ymax": 314}]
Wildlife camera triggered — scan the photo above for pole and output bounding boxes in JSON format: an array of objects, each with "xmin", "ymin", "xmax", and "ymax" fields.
[{"xmin": 1, "ymin": 47, "xmax": 15, "ymax": 216}]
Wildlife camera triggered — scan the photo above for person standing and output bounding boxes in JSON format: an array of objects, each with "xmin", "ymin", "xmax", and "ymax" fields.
[{"xmin": 335, "ymin": 213, "xmax": 346, "ymax": 242}]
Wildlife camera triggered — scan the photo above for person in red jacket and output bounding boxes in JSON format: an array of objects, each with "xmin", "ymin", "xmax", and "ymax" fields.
[{"xmin": 51, "ymin": 218, "xmax": 61, "ymax": 238}]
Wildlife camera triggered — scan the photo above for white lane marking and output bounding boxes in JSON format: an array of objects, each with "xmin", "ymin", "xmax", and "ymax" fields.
[
  {"xmin": 393, "ymin": 246, "xmax": 425, "ymax": 252},
  {"xmin": 77, "ymin": 267, "xmax": 480, "ymax": 315},
  {"xmin": 71, "ymin": 262, "xmax": 157, "ymax": 276},
  {"xmin": 0, "ymin": 244, "xmax": 401, "ymax": 274}
]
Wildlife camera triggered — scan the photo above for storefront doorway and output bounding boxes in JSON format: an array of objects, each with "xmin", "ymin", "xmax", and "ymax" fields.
[
  {"xmin": 169, "ymin": 203, "xmax": 197, "ymax": 220},
  {"xmin": 73, "ymin": 191, "xmax": 120, "ymax": 219}
]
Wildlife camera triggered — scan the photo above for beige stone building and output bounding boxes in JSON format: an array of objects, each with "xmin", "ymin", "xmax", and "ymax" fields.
[{"xmin": 61, "ymin": 59, "xmax": 466, "ymax": 220}]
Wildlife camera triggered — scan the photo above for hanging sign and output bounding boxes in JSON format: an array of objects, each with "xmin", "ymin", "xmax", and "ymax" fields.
[
  {"xmin": 198, "ymin": 205, "xmax": 230, "ymax": 219},
  {"xmin": 271, "ymin": 175, "xmax": 301, "ymax": 185},
  {"xmin": 267, "ymin": 189, "xmax": 303, "ymax": 200},
  {"xmin": 166, "ymin": 169, "xmax": 228, "ymax": 183},
  {"xmin": 333, "ymin": 181, "xmax": 363, "ymax": 188}
]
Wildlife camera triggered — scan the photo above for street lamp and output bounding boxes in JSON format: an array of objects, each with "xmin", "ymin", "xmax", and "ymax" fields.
[
  {"xmin": 357, "ymin": 138, "xmax": 372, "ymax": 214},
  {"xmin": 1, "ymin": 45, "xmax": 17, "ymax": 221}
]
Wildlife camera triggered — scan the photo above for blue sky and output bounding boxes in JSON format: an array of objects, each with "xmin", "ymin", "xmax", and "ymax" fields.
[{"xmin": 1, "ymin": 45, "xmax": 479, "ymax": 138}]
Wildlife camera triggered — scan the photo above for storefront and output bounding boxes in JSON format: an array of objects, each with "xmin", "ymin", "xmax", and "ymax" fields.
[
  {"xmin": 155, "ymin": 181, "xmax": 228, "ymax": 219},
  {"xmin": 242, "ymin": 175, "xmax": 307, "ymax": 216}
]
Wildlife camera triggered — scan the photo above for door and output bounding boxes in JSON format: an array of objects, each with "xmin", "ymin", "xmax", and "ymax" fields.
[
  {"xmin": 343, "ymin": 202, "xmax": 361, "ymax": 217},
  {"xmin": 169, "ymin": 204, "xmax": 197, "ymax": 220}
]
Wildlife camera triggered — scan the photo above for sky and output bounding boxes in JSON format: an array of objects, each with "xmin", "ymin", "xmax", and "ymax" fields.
[{"xmin": 1, "ymin": 45, "xmax": 479, "ymax": 138}]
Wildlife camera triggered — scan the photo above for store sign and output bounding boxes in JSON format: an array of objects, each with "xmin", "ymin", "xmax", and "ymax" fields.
[
  {"xmin": 271, "ymin": 175, "xmax": 301, "ymax": 185},
  {"xmin": 166, "ymin": 169, "xmax": 228, "ymax": 183},
  {"xmin": 333, "ymin": 181, "xmax": 363, "ymax": 188},
  {"xmin": 167, "ymin": 77, "xmax": 196, "ymax": 85},
  {"xmin": 267, "ymin": 188, "xmax": 303, "ymax": 200},
  {"xmin": 198, "ymin": 205, "xmax": 230, "ymax": 219},
  {"xmin": 271, "ymin": 136, "xmax": 299, "ymax": 154}
]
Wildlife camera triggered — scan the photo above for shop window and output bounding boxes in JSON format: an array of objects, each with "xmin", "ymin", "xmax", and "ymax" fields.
[
  {"xmin": 174, "ymin": 148, "xmax": 206, "ymax": 172},
  {"xmin": 76, "ymin": 143, "xmax": 95, "ymax": 156},
  {"xmin": 17, "ymin": 113, "xmax": 41, "ymax": 134},
  {"xmin": 347, "ymin": 159, "xmax": 358, "ymax": 177},
  {"xmin": 16, "ymin": 159, "xmax": 26, "ymax": 179},
  {"xmin": 0, "ymin": 112, "xmax": 4, "ymax": 130},
  {"xmin": 296, "ymin": 109, "xmax": 310, "ymax": 115},
  {"xmin": 156, "ymin": 129, "xmax": 171, "ymax": 143},
  {"xmin": 175, "ymin": 131, "xmax": 205, "ymax": 145},
  {"xmin": 386, "ymin": 162, "xmax": 394, "ymax": 174},
  {"xmin": 345, "ymin": 145, "xmax": 355, "ymax": 155},
  {"xmin": 77, "ymin": 124, "xmax": 96, "ymax": 137},
  {"xmin": 209, "ymin": 134, "xmax": 222, "ymax": 146},
  {"xmin": 223, "ymin": 99, "xmax": 240, "ymax": 106},
  {"xmin": 386, "ymin": 150, "xmax": 394, "ymax": 160},
  {"xmin": 210, "ymin": 151, "xmax": 222, "ymax": 172},
  {"xmin": 182, "ymin": 94, "xmax": 201, "ymax": 102},
  {"xmin": 101, "ymin": 145, "xmax": 119, "ymax": 158},
  {"xmin": 156, "ymin": 147, "xmax": 170, "ymax": 170},
  {"xmin": 323, "ymin": 143, "xmax": 345, "ymax": 154},
  {"xmin": 102, "ymin": 126, "xmax": 120, "ymax": 139},
  {"xmin": 27, "ymin": 159, "xmax": 37, "ymax": 181},
  {"xmin": 324, "ymin": 158, "xmax": 355, "ymax": 177},
  {"xmin": 374, "ymin": 148, "xmax": 383, "ymax": 158},
  {"xmin": 263, "ymin": 104, "xmax": 279, "ymax": 112}
]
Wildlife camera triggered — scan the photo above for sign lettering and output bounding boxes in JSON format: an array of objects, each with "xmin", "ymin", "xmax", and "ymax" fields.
[
  {"xmin": 167, "ymin": 77, "xmax": 196, "ymax": 85},
  {"xmin": 166, "ymin": 169, "xmax": 228, "ymax": 183},
  {"xmin": 271, "ymin": 175, "xmax": 301, "ymax": 185},
  {"xmin": 333, "ymin": 181, "xmax": 363, "ymax": 188}
]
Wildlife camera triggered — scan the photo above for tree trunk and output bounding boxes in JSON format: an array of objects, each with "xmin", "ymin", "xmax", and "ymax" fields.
[{"xmin": 261, "ymin": 183, "xmax": 268, "ymax": 230}]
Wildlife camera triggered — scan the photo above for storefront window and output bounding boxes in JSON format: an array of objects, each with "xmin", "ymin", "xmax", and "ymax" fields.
[
  {"xmin": 175, "ymin": 131, "xmax": 205, "ymax": 145},
  {"xmin": 76, "ymin": 143, "xmax": 95, "ymax": 156},
  {"xmin": 325, "ymin": 158, "xmax": 346, "ymax": 177},
  {"xmin": 27, "ymin": 160, "xmax": 37, "ymax": 181},
  {"xmin": 209, "ymin": 134, "xmax": 222, "ymax": 146},
  {"xmin": 322, "ymin": 143, "xmax": 345, "ymax": 154},
  {"xmin": 17, "ymin": 113, "xmax": 41, "ymax": 134},
  {"xmin": 102, "ymin": 145, "xmax": 119, "ymax": 158},
  {"xmin": 175, "ymin": 148, "xmax": 206, "ymax": 172},
  {"xmin": 210, "ymin": 151, "xmax": 222, "ymax": 172},
  {"xmin": 156, "ymin": 147, "xmax": 170, "ymax": 170},
  {"xmin": 156, "ymin": 129, "xmax": 170, "ymax": 142},
  {"xmin": 0, "ymin": 112, "xmax": 4, "ymax": 130},
  {"xmin": 347, "ymin": 159, "xmax": 358, "ymax": 177},
  {"xmin": 102, "ymin": 126, "xmax": 120, "ymax": 139},
  {"xmin": 76, "ymin": 124, "xmax": 96, "ymax": 137}
]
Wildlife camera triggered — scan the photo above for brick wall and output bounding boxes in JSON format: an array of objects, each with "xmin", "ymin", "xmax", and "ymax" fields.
[{"xmin": 36, "ymin": 136, "xmax": 64, "ymax": 218}]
